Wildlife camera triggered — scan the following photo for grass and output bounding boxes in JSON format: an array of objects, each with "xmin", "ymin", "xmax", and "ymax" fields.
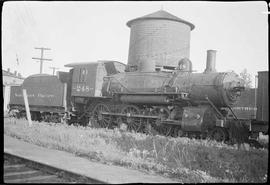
[{"xmin": 4, "ymin": 117, "xmax": 268, "ymax": 183}]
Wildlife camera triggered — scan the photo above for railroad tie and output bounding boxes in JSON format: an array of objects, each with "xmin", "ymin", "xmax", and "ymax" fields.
[{"xmin": 5, "ymin": 174, "xmax": 59, "ymax": 183}]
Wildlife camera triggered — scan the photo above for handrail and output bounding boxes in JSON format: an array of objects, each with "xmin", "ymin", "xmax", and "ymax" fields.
[
  {"xmin": 205, "ymin": 96, "xmax": 224, "ymax": 119},
  {"xmin": 105, "ymin": 76, "xmax": 132, "ymax": 93},
  {"xmin": 227, "ymin": 106, "xmax": 238, "ymax": 120}
]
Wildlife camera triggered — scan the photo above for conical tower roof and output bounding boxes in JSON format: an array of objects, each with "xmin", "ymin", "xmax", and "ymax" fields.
[{"xmin": 127, "ymin": 10, "xmax": 195, "ymax": 30}]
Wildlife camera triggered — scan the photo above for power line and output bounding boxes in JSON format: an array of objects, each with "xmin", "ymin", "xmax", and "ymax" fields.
[
  {"xmin": 32, "ymin": 47, "xmax": 52, "ymax": 74},
  {"xmin": 21, "ymin": 4, "xmax": 39, "ymax": 42}
]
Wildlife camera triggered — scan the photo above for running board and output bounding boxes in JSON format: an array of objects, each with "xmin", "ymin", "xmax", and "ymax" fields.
[{"xmin": 100, "ymin": 112, "xmax": 181, "ymax": 125}]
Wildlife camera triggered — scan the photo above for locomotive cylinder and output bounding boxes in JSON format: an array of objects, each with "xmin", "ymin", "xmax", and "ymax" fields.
[
  {"xmin": 120, "ymin": 95, "xmax": 170, "ymax": 104},
  {"xmin": 204, "ymin": 50, "xmax": 217, "ymax": 73}
]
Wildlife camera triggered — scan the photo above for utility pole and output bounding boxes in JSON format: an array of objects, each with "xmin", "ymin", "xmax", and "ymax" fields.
[
  {"xmin": 32, "ymin": 47, "xmax": 52, "ymax": 74},
  {"xmin": 50, "ymin": 67, "xmax": 59, "ymax": 75}
]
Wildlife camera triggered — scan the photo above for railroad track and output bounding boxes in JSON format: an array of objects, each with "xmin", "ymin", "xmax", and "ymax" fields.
[{"xmin": 4, "ymin": 153, "xmax": 104, "ymax": 184}]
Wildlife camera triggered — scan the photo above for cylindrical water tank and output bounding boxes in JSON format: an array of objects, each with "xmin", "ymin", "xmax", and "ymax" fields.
[{"xmin": 127, "ymin": 10, "xmax": 194, "ymax": 69}]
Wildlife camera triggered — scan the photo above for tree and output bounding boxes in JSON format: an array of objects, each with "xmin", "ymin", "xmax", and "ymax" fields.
[{"xmin": 240, "ymin": 68, "xmax": 252, "ymax": 88}]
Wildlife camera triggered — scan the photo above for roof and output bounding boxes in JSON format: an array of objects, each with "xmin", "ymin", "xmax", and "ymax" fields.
[
  {"xmin": 2, "ymin": 69, "xmax": 24, "ymax": 79},
  {"xmin": 27, "ymin": 74, "xmax": 53, "ymax": 78},
  {"xmin": 64, "ymin": 60, "xmax": 126, "ymax": 68},
  {"xmin": 258, "ymin": 71, "xmax": 268, "ymax": 74},
  {"xmin": 126, "ymin": 10, "xmax": 195, "ymax": 30},
  {"xmin": 64, "ymin": 62, "xmax": 98, "ymax": 67}
]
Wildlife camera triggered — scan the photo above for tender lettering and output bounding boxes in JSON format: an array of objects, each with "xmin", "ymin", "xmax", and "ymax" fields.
[{"xmin": 14, "ymin": 93, "xmax": 54, "ymax": 98}]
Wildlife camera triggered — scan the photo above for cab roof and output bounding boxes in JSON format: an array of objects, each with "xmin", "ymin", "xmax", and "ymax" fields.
[{"xmin": 64, "ymin": 60, "xmax": 126, "ymax": 68}]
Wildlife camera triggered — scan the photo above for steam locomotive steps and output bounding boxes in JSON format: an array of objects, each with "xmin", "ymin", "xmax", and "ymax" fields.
[{"xmin": 4, "ymin": 153, "xmax": 102, "ymax": 184}]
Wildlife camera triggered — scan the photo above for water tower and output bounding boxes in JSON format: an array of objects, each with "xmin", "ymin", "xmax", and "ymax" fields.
[{"xmin": 126, "ymin": 10, "xmax": 195, "ymax": 71}]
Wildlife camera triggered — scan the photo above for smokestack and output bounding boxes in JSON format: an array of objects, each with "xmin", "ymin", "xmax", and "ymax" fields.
[
  {"xmin": 14, "ymin": 70, "xmax": 17, "ymax": 76},
  {"xmin": 7, "ymin": 68, "xmax": 10, "ymax": 73},
  {"xmin": 204, "ymin": 50, "xmax": 217, "ymax": 73}
]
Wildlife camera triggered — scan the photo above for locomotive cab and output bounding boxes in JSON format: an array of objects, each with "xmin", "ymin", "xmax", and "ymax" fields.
[{"xmin": 65, "ymin": 60, "xmax": 126, "ymax": 98}]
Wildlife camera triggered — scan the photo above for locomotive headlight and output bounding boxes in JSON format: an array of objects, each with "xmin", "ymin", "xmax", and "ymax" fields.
[
  {"xmin": 183, "ymin": 113, "xmax": 188, "ymax": 118},
  {"xmin": 196, "ymin": 114, "xmax": 200, "ymax": 119}
]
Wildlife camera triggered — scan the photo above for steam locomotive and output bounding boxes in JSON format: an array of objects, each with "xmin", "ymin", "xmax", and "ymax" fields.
[{"xmin": 8, "ymin": 50, "xmax": 268, "ymax": 145}]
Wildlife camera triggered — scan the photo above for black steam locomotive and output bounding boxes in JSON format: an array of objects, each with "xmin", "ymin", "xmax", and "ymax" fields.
[{"xmin": 8, "ymin": 49, "xmax": 268, "ymax": 145}]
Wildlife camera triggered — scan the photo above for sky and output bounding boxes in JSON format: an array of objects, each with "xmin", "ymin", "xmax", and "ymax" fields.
[{"xmin": 2, "ymin": 1, "xmax": 269, "ymax": 87}]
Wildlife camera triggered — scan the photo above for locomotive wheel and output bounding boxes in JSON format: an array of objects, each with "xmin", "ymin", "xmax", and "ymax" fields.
[
  {"xmin": 140, "ymin": 108, "xmax": 152, "ymax": 134},
  {"xmin": 209, "ymin": 127, "xmax": 228, "ymax": 142},
  {"xmin": 120, "ymin": 105, "xmax": 142, "ymax": 132},
  {"xmin": 19, "ymin": 111, "xmax": 26, "ymax": 119},
  {"xmin": 150, "ymin": 107, "xmax": 171, "ymax": 136},
  {"xmin": 150, "ymin": 107, "xmax": 170, "ymax": 123},
  {"xmin": 159, "ymin": 125, "xmax": 172, "ymax": 137},
  {"xmin": 248, "ymin": 139, "xmax": 263, "ymax": 149},
  {"xmin": 172, "ymin": 127, "xmax": 185, "ymax": 138},
  {"xmin": 92, "ymin": 103, "xmax": 112, "ymax": 128}
]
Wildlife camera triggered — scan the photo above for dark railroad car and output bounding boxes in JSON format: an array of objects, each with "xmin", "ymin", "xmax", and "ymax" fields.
[
  {"xmin": 230, "ymin": 88, "xmax": 256, "ymax": 119},
  {"xmin": 250, "ymin": 71, "xmax": 269, "ymax": 135},
  {"xmin": 256, "ymin": 71, "xmax": 268, "ymax": 122},
  {"xmin": 9, "ymin": 74, "xmax": 68, "ymax": 120},
  {"xmin": 229, "ymin": 71, "xmax": 269, "ymax": 122}
]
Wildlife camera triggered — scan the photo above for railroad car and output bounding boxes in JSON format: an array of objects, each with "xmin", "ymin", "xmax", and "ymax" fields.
[{"xmin": 9, "ymin": 74, "xmax": 68, "ymax": 122}]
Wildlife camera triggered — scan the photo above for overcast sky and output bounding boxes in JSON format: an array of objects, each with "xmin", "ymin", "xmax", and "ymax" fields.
[{"xmin": 2, "ymin": 1, "xmax": 268, "ymax": 87}]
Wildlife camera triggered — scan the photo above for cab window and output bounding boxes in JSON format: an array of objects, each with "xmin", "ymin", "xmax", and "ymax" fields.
[{"xmin": 79, "ymin": 68, "xmax": 88, "ymax": 82}]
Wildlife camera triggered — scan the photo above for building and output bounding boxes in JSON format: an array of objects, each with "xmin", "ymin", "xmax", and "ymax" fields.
[
  {"xmin": 3, "ymin": 68, "xmax": 24, "ymax": 84},
  {"xmin": 2, "ymin": 68, "xmax": 25, "ymax": 114}
]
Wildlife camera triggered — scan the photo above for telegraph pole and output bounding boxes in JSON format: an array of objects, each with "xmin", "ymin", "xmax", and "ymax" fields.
[
  {"xmin": 32, "ymin": 47, "xmax": 52, "ymax": 74},
  {"xmin": 50, "ymin": 67, "xmax": 59, "ymax": 75}
]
